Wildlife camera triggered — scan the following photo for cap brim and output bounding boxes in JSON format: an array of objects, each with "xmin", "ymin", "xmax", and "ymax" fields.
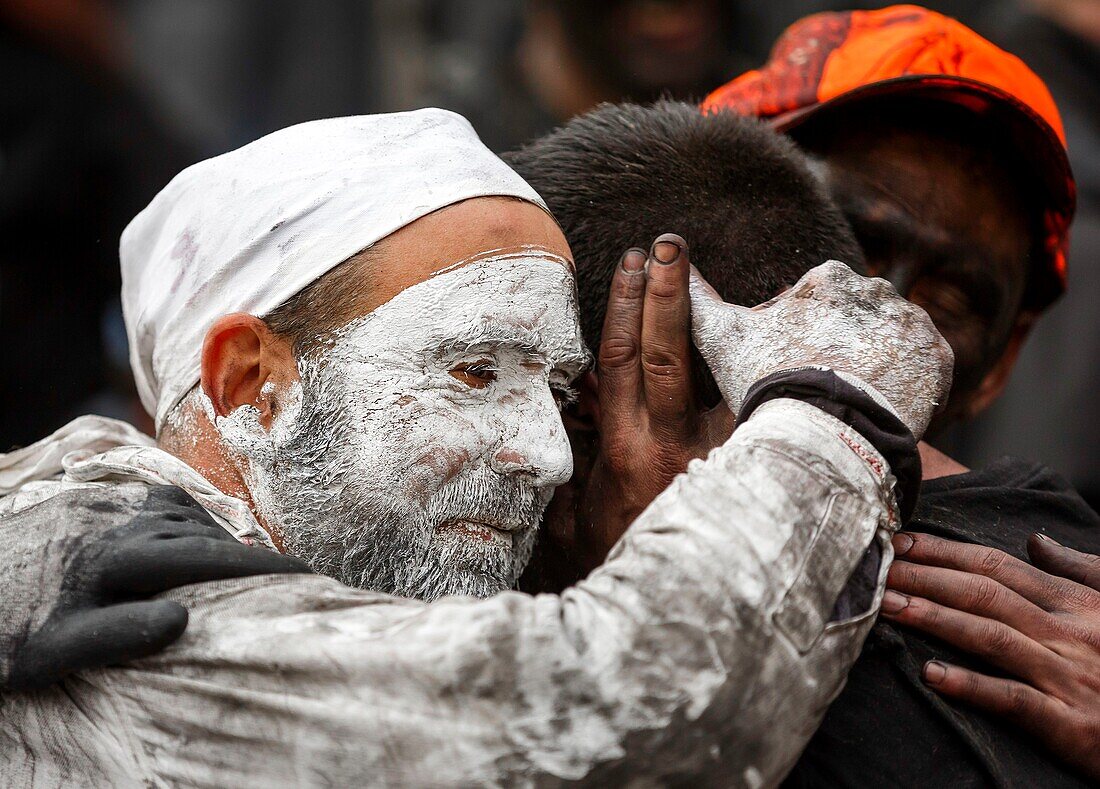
[{"xmin": 771, "ymin": 74, "xmax": 1074, "ymax": 306}]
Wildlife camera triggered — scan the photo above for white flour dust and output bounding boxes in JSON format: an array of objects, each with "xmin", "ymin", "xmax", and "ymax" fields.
[{"xmin": 215, "ymin": 250, "xmax": 590, "ymax": 601}]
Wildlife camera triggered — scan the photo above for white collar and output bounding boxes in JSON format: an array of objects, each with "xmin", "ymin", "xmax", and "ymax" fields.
[{"xmin": 0, "ymin": 415, "xmax": 273, "ymax": 548}]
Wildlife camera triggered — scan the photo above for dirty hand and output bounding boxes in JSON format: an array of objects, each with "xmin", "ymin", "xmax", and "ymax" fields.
[
  {"xmin": 690, "ymin": 260, "xmax": 954, "ymax": 439},
  {"xmin": 2, "ymin": 486, "xmax": 310, "ymax": 691},
  {"xmin": 883, "ymin": 532, "xmax": 1100, "ymax": 781},
  {"xmin": 573, "ymin": 234, "xmax": 734, "ymax": 574}
]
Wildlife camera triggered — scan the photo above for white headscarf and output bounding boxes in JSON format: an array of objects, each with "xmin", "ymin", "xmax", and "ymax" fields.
[{"xmin": 120, "ymin": 109, "xmax": 547, "ymax": 432}]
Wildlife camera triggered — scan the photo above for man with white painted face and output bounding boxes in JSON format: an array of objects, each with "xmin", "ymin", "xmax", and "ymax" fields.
[
  {"xmin": 0, "ymin": 110, "xmax": 953, "ymax": 786},
  {"xmin": 157, "ymin": 198, "xmax": 586, "ymax": 602}
]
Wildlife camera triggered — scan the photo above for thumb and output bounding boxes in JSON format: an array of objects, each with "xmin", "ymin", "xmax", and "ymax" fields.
[
  {"xmin": 1027, "ymin": 533, "xmax": 1100, "ymax": 592},
  {"xmin": 689, "ymin": 267, "xmax": 752, "ymax": 352}
]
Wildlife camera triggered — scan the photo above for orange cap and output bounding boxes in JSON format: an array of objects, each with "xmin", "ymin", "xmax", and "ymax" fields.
[{"xmin": 703, "ymin": 4, "xmax": 1075, "ymax": 309}]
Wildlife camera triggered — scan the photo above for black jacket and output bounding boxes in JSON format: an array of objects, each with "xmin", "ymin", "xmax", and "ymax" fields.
[{"xmin": 785, "ymin": 458, "xmax": 1100, "ymax": 788}]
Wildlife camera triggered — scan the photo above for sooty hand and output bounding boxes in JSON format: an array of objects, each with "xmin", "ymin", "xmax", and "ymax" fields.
[
  {"xmin": 572, "ymin": 234, "xmax": 733, "ymax": 575},
  {"xmin": 882, "ymin": 532, "xmax": 1100, "ymax": 780},
  {"xmin": 5, "ymin": 486, "xmax": 310, "ymax": 691}
]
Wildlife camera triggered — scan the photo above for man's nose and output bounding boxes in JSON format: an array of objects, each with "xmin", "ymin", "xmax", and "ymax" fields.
[{"xmin": 489, "ymin": 391, "xmax": 573, "ymax": 487}]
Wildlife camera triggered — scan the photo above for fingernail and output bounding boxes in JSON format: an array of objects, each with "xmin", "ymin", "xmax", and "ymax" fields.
[
  {"xmin": 893, "ymin": 532, "xmax": 914, "ymax": 556},
  {"xmin": 924, "ymin": 660, "xmax": 947, "ymax": 685},
  {"xmin": 652, "ymin": 240, "xmax": 681, "ymax": 265},
  {"xmin": 621, "ymin": 248, "xmax": 646, "ymax": 273},
  {"xmin": 881, "ymin": 590, "xmax": 909, "ymax": 615},
  {"xmin": 1035, "ymin": 532, "xmax": 1061, "ymax": 546}
]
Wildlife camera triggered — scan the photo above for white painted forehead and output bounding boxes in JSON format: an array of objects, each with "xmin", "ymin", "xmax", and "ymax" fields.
[{"xmin": 336, "ymin": 248, "xmax": 590, "ymax": 371}]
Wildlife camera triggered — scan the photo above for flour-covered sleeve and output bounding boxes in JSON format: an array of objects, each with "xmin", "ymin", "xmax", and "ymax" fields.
[{"xmin": 65, "ymin": 396, "xmax": 896, "ymax": 788}]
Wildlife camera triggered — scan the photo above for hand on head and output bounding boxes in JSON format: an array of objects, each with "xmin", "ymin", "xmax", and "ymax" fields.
[
  {"xmin": 882, "ymin": 532, "xmax": 1100, "ymax": 780},
  {"xmin": 690, "ymin": 258, "xmax": 954, "ymax": 439},
  {"xmin": 568, "ymin": 234, "xmax": 954, "ymax": 574},
  {"xmin": 569, "ymin": 234, "xmax": 734, "ymax": 575}
]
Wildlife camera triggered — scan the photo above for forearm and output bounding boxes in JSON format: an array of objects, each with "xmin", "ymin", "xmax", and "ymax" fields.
[
  {"xmin": 557, "ymin": 396, "xmax": 895, "ymax": 783},
  {"xmin": 86, "ymin": 396, "xmax": 896, "ymax": 787}
]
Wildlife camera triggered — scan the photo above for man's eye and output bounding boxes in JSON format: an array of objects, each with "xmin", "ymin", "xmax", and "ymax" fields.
[
  {"xmin": 910, "ymin": 279, "xmax": 973, "ymax": 321},
  {"xmin": 551, "ymin": 384, "xmax": 578, "ymax": 411},
  {"xmin": 450, "ymin": 360, "xmax": 498, "ymax": 389}
]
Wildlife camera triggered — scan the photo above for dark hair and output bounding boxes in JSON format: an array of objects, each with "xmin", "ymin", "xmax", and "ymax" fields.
[
  {"xmin": 263, "ymin": 248, "xmax": 377, "ymax": 355},
  {"xmin": 504, "ymin": 100, "xmax": 865, "ymax": 351}
]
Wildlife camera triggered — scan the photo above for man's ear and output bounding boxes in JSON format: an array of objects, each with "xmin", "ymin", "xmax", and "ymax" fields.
[
  {"xmin": 965, "ymin": 310, "xmax": 1038, "ymax": 419},
  {"xmin": 200, "ymin": 313, "xmax": 298, "ymax": 428}
]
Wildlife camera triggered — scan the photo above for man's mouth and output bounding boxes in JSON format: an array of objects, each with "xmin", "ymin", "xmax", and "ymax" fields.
[{"xmin": 436, "ymin": 518, "xmax": 514, "ymax": 547}]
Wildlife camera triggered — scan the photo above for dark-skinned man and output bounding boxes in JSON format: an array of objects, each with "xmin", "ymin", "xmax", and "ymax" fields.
[
  {"xmin": 701, "ymin": 6, "xmax": 1097, "ymax": 786},
  {"xmin": 503, "ymin": 86, "xmax": 1092, "ymax": 783}
]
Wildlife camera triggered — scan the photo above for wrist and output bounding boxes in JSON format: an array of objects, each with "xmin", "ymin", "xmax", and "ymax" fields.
[{"xmin": 737, "ymin": 368, "xmax": 921, "ymax": 523}]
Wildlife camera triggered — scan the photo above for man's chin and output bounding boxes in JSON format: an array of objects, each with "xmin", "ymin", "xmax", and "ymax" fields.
[
  {"xmin": 412, "ymin": 571, "xmax": 509, "ymax": 603},
  {"xmin": 402, "ymin": 523, "xmax": 538, "ymax": 602}
]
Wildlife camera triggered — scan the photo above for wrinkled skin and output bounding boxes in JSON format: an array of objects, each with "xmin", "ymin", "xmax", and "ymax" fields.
[
  {"xmin": 691, "ymin": 258, "xmax": 953, "ymax": 438},
  {"xmin": 217, "ymin": 252, "xmax": 589, "ymax": 601},
  {"xmin": 567, "ymin": 236, "xmax": 733, "ymax": 575},
  {"xmin": 882, "ymin": 531, "xmax": 1100, "ymax": 781}
]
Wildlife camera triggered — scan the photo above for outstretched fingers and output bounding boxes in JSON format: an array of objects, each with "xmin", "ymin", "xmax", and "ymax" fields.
[
  {"xmin": 640, "ymin": 234, "xmax": 694, "ymax": 434},
  {"xmin": 597, "ymin": 248, "xmax": 648, "ymax": 431},
  {"xmin": 922, "ymin": 660, "xmax": 1057, "ymax": 729},
  {"xmin": 879, "ymin": 588, "xmax": 1061, "ymax": 689},
  {"xmin": 101, "ymin": 536, "xmax": 312, "ymax": 597},
  {"xmin": 893, "ymin": 532, "xmax": 1074, "ymax": 612},
  {"xmin": 9, "ymin": 601, "xmax": 188, "ymax": 690},
  {"xmin": 886, "ymin": 559, "xmax": 1049, "ymax": 634},
  {"xmin": 1027, "ymin": 533, "xmax": 1100, "ymax": 594}
]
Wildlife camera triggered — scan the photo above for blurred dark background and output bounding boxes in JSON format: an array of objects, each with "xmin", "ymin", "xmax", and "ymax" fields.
[{"xmin": 1, "ymin": 0, "xmax": 1096, "ymax": 505}]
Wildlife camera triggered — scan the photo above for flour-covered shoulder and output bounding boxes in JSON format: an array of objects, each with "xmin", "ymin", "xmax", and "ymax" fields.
[{"xmin": 0, "ymin": 484, "xmax": 309, "ymax": 692}]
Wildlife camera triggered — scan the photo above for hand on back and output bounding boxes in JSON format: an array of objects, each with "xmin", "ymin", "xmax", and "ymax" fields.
[
  {"xmin": 882, "ymin": 532, "xmax": 1100, "ymax": 780},
  {"xmin": 3, "ymin": 486, "xmax": 310, "ymax": 691}
]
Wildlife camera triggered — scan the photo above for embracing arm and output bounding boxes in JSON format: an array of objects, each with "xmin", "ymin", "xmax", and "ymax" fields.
[
  {"xmin": 88, "ymin": 395, "xmax": 896, "ymax": 787},
  {"xmin": 0, "ymin": 484, "xmax": 309, "ymax": 691},
  {"xmin": 62, "ymin": 256, "xmax": 951, "ymax": 787}
]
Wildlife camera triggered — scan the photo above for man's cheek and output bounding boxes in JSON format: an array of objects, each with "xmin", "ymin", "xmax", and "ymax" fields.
[
  {"xmin": 410, "ymin": 445, "xmax": 474, "ymax": 487},
  {"xmin": 390, "ymin": 399, "xmax": 487, "ymax": 492}
]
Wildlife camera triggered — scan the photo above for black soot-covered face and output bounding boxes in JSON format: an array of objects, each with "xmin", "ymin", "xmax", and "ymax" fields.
[{"xmin": 800, "ymin": 104, "xmax": 1036, "ymax": 429}]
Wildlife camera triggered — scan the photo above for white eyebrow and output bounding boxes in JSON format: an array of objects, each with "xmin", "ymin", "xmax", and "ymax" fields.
[{"xmin": 440, "ymin": 329, "xmax": 590, "ymax": 374}]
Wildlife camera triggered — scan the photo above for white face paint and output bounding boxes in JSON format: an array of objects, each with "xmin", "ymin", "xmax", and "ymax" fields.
[{"xmin": 216, "ymin": 248, "xmax": 590, "ymax": 601}]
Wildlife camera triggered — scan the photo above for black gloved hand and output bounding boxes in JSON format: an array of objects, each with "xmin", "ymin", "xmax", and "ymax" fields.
[{"xmin": 2, "ymin": 485, "xmax": 310, "ymax": 691}]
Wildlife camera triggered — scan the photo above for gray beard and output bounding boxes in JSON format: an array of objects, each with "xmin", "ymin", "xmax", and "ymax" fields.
[
  {"xmin": 280, "ymin": 468, "xmax": 544, "ymax": 601},
  {"xmin": 240, "ymin": 374, "xmax": 546, "ymax": 602}
]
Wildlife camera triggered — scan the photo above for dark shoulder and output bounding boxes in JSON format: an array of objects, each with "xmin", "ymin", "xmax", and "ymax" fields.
[
  {"xmin": 1, "ymin": 484, "xmax": 178, "ymax": 538},
  {"xmin": 787, "ymin": 458, "xmax": 1098, "ymax": 788},
  {"xmin": 913, "ymin": 457, "xmax": 1100, "ymax": 559}
]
